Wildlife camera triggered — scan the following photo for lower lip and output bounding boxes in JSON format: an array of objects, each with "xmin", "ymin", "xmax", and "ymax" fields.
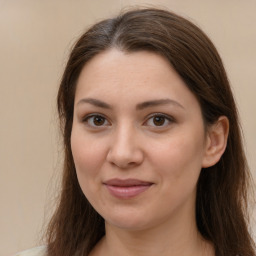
[{"xmin": 104, "ymin": 184, "xmax": 152, "ymax": 199}]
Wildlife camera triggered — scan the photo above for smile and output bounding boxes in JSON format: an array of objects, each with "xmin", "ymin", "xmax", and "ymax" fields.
[{"xmin": 103, "ymin": 179, "xmax": 153, "ymax": 199}]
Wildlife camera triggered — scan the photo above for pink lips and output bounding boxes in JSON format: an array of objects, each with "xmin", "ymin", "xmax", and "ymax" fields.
[{"xmin": 103, "ymin": 179, "xmax": 153, "ymax": 199}]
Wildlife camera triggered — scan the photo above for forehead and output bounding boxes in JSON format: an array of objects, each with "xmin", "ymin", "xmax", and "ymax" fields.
[
  {"xmin": 75, "ymin": 49, "xmax": 199, "ymax": 111},
  {"xmin": 77, "ymin": 49, "xmax": 172, "ymax": 88}
]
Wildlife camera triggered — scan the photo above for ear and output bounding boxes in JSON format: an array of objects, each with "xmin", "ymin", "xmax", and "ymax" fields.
[{"xmin": 202, "ymin": 116, "xmax": 229, "ymax": 168}]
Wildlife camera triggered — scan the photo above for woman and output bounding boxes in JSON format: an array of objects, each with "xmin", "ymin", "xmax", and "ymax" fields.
[{"xmin": 16, "ymin": 7, "xmax": 255, "ymax": 256}]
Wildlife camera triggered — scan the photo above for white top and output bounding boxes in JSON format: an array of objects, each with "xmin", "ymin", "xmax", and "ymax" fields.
[{"xmin": 14, "ymin": 246, "xmax": 47, "ymax": 256}]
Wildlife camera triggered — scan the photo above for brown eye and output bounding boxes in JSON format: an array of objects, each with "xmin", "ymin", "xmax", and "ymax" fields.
[
  {"xmin": 144, "ymin": 114, "xmax": 173, "ymax": 128},
  {"xmin": 153, "ymin": 116, "xmax": 166, "ymax": 126},
  {"xmin": 93, "ymin": 116, "xmax": 105, "ymax": 126},
  {"xmin": 84, "ymin": 114, "xmax": 110, "ymax": 127}
]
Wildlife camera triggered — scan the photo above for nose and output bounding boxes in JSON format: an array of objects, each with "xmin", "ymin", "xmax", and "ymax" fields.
[{"xmin": 106, "ymin": 124, "xmax": 144, "ymax": 169}]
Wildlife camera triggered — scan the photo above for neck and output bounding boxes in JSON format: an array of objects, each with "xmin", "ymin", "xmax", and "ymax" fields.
[{"xmin": 90, "ymin": 209, "xmax": 215, "ymax": 256}]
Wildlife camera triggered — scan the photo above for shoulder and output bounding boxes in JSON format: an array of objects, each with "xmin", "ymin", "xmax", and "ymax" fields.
[{"xmin": 14, "ymin": 246, "xmax": 47, "ymax": 256}]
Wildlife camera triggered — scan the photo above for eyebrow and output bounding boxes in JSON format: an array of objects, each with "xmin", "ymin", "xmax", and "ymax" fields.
[
  {"xmin": 136, "ymin": 98, "xmax": 184, "ymax": 110},
  {"xmin": 77, "ymin": 98, "xmax": 184, "ymax": 110},
  {"xmin": 77, "ymin": 98, "xmax": 111, "ymax": 109}
]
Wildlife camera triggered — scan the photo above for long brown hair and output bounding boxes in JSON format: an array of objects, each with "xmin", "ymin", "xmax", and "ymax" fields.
[{"xmin": 46, "ymin": 8, "xmax": 255, "ymax": 256}]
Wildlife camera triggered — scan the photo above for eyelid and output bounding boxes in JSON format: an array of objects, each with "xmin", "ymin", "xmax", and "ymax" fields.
[
  {"xmin": 82, "ymin": 113, "xmax": 111, "ymax": 127},
  {"xmin": 81, "ymin": 112, "xmax": 175, "ymax": 128},
  {"xmin": 143, "ymin": 113, "xmax": 175, "ymax": 127}
]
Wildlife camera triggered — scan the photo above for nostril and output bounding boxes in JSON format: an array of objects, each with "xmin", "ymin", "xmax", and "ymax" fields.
[
  {"xmin": 108, "ymin": 159, "xmax": 137, "ymax": 169},
  {"xmin": 106, "ymin": 148, "xmax": 144, "ymax": 169}
]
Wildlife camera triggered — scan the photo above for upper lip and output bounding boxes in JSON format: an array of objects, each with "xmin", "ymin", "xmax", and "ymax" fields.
[{"xmin": 103, "ymin": 178, "xmax": 153, "ymax": 187}]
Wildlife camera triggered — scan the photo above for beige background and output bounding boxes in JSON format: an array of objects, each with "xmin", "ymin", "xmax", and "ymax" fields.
[{"xmin": 0, "ymin": 0, "xmax": 255, "ymax": 255}]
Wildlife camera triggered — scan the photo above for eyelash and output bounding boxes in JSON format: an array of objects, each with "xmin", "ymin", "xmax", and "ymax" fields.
[
  {"xmin": 82, "ymin": 114, "xmax": 110, "ymax": 127},
  {"xmin": 144, "ymin": 113, "xmax": 174, "ymax": 127},
  {"xmin": 82, "ymin": 113, "xmax": 174, "ymax": 128}
]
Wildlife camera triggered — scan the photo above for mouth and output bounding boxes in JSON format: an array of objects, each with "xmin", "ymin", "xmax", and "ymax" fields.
[{"xmin": 103, "ymin": 178, "xmax": 154, "ymax": 199}]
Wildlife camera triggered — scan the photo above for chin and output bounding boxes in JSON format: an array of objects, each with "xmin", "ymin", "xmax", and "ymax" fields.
[
  {"xmin": 107, "ymin": 219, "xmax": 151, "ymax": 231},
  {"xmin": 103, "ymin": 209, "xmax": 159, "ymax": 231}
]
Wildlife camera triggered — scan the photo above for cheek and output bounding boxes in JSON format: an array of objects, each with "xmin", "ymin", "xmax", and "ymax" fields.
[
  {"xmin": 155, "ymin": 132, "xmax": 204, "ymax": 160},
  {"xmin": 70, "ymin": 130, "xmax": 107, "ymax": 185},
  {"xmin": 149, "ymin": 129, "xmax": 205, "ymax": 185},
  {"xmin": 147, "ymin": 134, "xmax": 205, "ymax": 212}
]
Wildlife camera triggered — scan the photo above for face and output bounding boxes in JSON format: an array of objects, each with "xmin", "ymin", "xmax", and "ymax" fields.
[{"xmin": 71, "ymin": 49, "xmax": 209, "ymax": 231}]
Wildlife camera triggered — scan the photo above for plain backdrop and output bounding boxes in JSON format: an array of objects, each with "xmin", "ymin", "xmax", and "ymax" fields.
[{"xmin": 0, "ymin": 0, "xmax": 255, "ymax": 255}]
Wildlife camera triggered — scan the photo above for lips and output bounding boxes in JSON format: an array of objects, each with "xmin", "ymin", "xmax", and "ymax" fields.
[{"xmin": 103, "ymin": 179, "xmax": 153, "ymax": 199}]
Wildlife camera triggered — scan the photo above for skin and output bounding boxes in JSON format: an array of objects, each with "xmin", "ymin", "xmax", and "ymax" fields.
[{"xmin": 71, "ymin": 49, "xmax": 228, "ymax": 256}]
